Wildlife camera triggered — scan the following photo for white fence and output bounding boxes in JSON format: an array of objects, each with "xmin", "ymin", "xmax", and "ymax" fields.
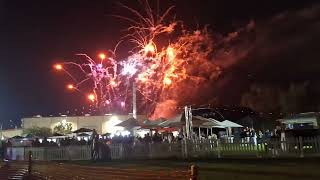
[
  {"xmin": 6, "ymin": 145, "xmax": 91, "ymax": 161},
  {"xmin": 109, "ymin": 136, "xmax": 320, "ymax": 159},
  {"xmin": 6, "ymin": 136, "xmax": 320, "ymax": 161}
]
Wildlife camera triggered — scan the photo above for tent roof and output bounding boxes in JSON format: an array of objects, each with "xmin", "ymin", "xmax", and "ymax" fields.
[
  {"xmin": 52, "ymin": 132, "xmax": 64, "ymax": 136},
  {"xmin": 208, "ymin": 118, "xmax": 226, "ymax": 128},
  {"xmin": 193, "ymin": 116, "xmax": 225, "ymax": 127},
  {"xmin": 221, "ymin": 120, "xmax": 243, "ymax": 128},
  {"xmin": 77, "ymin": 133, "xmax": 90, "ymax": 136},
  {"xmin": 72, "ymin": 128, "xmax": 93, "ymax": 133},
  {"xmin": 158, "ymin": 114, "xmax": 183, "ymax": 128},
  {"xmin": 116, "ymin": 117, "xmax": 141, "ymax": 129}
]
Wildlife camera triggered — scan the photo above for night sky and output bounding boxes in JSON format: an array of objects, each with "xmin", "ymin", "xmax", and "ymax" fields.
[{"xmin": 0, "ymin": 0, "xmax": 319, "ymax": 128}]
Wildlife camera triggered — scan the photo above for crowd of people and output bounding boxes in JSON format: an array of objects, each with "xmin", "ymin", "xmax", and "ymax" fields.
[{"xmin": 1, "ymin": 126, "xmax": 285, "ymax": 150}]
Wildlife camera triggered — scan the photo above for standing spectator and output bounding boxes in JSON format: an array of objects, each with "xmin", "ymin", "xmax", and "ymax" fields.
[
  {"xmin": 250, "ymin": 128, "xmax": 257, "ymax": 145},
  {"xmin": 240, "ymin": 129, "xmax": 246, "ymax": 143},
  {"xmin": 257, "ymin": 130, "xmax": 264, "ymax": 143},
  {"xmin": 143, "ymin": 133, "xmax": 152, "ymax": 144},
  {"xmin": 245, "ymin": 127, "xmax": 250, "ymax": 143}
]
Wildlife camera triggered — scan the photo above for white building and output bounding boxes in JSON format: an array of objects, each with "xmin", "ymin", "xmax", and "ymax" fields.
[{"xmin": 21, "ymin": 114, "xmax": 147, "ymax": 135}]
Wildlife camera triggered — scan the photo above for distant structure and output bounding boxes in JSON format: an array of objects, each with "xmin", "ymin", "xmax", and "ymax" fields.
[
  {"xmin": 22, "ymin": 114, "xmax": 147, "ymax": 134},
  {"xmin": 279, "ymin": 112, "xmax": 320, "ymax": 137},
  {"xmin": 279, "ymin": 112, "xmax": 319, "ymax": 130}
]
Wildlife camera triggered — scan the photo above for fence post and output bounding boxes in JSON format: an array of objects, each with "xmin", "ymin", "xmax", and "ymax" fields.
[
  {"xmin": 190, "ymin": 164, "xmax": 198, "ymax": 180},
  {"xmin": 217, "ymin": 139, "xmax": 221, "ymax": 158},
  {"xmin": 28, "ymin": 151, "xmax": 32, "ymax": 177},
  {"xmin": 119, "ymin": 144, "xmax": 124, "ymax": 159},
  {"xmin": 298, "ymin": 136, "xmax": 304, "ymax": 158},
  {"xmin": 317, "ymin": 136, "xmax": 320, "ymax": 153}
]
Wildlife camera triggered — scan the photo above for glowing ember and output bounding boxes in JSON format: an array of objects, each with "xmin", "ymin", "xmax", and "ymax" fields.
[
  {"xmin": 67, "ymin": 84, "xmax": 74, "ymax": 90},
  {"xmin": 54, "ymin": 64, "xmax": 62, "ymax": 70},
  {"xmin": 121, "ymin": 101, "xmax": 125, "ymax": 107},
  {"xmin": 88, "ymin": 94, "xmax": 95, "ymax": 102},
  {"xmin": 163, "ymin": 77, "xmax": 172, "ymax": 86},
  {"xmin": 99, "ymin": 53, "xmax": 106, "ymax": 60},
  {"xmin": 143, "ymin": 42, "xmax": 156, "ymax": 55},
  {"xmin": 110, "ymin": 80, "xmax": 117, "ymax": 87}
]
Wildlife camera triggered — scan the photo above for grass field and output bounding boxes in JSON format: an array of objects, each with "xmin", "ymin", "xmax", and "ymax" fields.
[{"xmin": 68, "ymin": 158, "xmax": 320, "ymax": 180}]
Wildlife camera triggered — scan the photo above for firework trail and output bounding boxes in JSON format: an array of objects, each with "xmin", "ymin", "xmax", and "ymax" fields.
[{"xmin": 54, "ymin": 1, "xmax": 253, "ymax": 119}]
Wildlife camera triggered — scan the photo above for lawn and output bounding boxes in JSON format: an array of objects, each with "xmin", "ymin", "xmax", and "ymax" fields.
[{"xmin": 68, "ymin": 158, "xmax": 320, "ymax": 180}]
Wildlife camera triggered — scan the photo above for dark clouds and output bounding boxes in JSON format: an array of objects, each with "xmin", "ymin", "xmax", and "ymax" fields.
[{"xmin": 215, "ymin": 3, "xmax": 320, "ymax": 105}]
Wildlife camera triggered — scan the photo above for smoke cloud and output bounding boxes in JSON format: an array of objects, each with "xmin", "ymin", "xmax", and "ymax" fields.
[{"xmin": 151, "ymin": 3, "xmax": 320, "ymax": 119}]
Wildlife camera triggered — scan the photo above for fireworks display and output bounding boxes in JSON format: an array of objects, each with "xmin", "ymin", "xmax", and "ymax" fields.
[{"xmin": 53, "ymin": 1, "xmax": 252, "ymax": 119}]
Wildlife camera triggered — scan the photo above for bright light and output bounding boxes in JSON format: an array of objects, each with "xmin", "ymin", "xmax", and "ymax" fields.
[
  {"xmin": 144, "ymin": 42, "xmax": 155, "ymax": 54},
  {"xmin": 106, "ymin": 100, "xmax": 110, "ymax": 104},
  {"xmin": 172, "ymin": 131, "xmax": 179, "ymax": 137},
  {"xmin": 67, "ymin": 84, "xmax": 74, "ymax": 90},
  {"xmin": 105, "ymin": 116, "xmax": 124, "ymax": 136},
  {"xmin": 54, "ymin": 64, "xmax": 63, "ymax": 70},
  {"xmin": 122, "ymin": 62, "xmax": 138, "ymax": 76},
  {"xmin": 136, "ymin": 129, "xmax": 149, "ymax": 137},
  {"xmin": 166, "ymin": 47, "xmax": 175, "ymax": 62},
  {"xmin": 110, "ymin": 80, "xmax": 116, "ymax": 86},
  {"xmin": 163, "ymin": 77, "xmax": 172, "ymax": 85},
  {"xmin": 99, "ymin": 53, "xmax": 106, "ymax": 60},
  {"xmin": 121, "ymin": 101, "xmax": 125, "ymax": 107},
  {"xmin": 88, "ymin": 94, "xmax": 95, "ymax": 102},
  {"xmin": 138, "ymin": 74, "xmax": 147, "ymax": 83},
  {"xmin": 121, "ymin": 130, "xmax": 130, "ymax": 136}
]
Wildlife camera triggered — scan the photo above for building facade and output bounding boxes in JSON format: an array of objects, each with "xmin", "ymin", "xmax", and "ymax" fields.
[{"xmin": 22, "ymin": 114, "xmax": 147, "ymax": 134}]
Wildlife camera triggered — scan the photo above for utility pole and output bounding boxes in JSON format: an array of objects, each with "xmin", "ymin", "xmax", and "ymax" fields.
[
  {"xmin": 0, "ymin": 123, "xmax": 2, "ymax": 147},
  {"xmin": 132, "ymin": 82, "xmax": 137, "ymax": 119}
]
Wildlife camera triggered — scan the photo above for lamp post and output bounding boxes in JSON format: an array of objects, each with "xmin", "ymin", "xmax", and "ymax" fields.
[
  {"xmin": 0, "ymin": 123, "xmax": 2, "ymax": 146},
  {"xmin": 132, "ymin": 82, "xmax": 137, "ymax": 119}
]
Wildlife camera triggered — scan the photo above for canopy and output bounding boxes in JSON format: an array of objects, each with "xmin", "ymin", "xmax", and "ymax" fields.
[
  {"xmin": 141, "ymin": 119, "xmax": 166, "ymax": 129},
  {"xmin": 101, "ymin": 132, "xmax": 111, "ymax": 136},
  {"xmin": 221, "ymin": 120, "xmax": 243, "ymax": 128},
  {"xmin": 193, "ymin": 116, "xmax": 225, "ymax": 127},
  {"xmin": 115, "ymin": 117, "xmax": 141, "ymax": 129},
  {"xmin": 77, "ymin": 133, "xmax": 90, "ymax": 136},
  {"xmin": 11, "ymin": 135, "xmax": 23, "ymax": 139},
  {"xmin": 72, "ymin": 128, "xmax": 93, "ymax": 133},
  {"xmin": 208, "ymin": 118, "xmax": 226, "ymax": 128},
  {"xmin": 24, "ymin": 134, "xmax": 36, "ymax": 138},
  {"xmin": 52, "ymin": 132, "xmax": 64, "ymax": 136},
  {"xmin": 158, "ymin": 114, "xmax": 183, "ymax": 128}
]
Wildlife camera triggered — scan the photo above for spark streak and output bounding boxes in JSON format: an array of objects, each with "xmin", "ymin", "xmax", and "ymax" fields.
[{"xmin": 53, "ymin": 1, "xmax": 243, "ymax": 118}]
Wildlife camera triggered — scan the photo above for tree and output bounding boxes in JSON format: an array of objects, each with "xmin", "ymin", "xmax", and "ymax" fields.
[
  {"xmin": 53, "ymin": 122, "xmax": 73, "ymax": 135},
  {"xmin": 23, "ymin": 127, "xmax": 52, "ymax": 137}
]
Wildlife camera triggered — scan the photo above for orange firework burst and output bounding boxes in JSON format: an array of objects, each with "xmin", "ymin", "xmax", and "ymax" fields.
[{"xmin": 52, "ymin": 1, "xmax": 244, "ymax": 118}]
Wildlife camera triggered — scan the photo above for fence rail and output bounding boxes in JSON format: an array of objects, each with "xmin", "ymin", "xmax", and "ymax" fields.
[
  {"xmin": 5, "ymin": 136, "xmax": 320, "ymax": 161},
  {"xmin": 110, "ymin": 136, "xmax": 320, "ymax": 159},
  {"xmin": 6, "ymin": 145, "xmax": 91, "ymax": 161}
]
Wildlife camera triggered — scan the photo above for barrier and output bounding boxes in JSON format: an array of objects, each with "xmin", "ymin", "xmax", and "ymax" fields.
[
  {"xmin": 108, "ymin": 136, "xmax": 320, "ymax": 159},
  {"xmin": 5, "ymin": 136, "xmax": 320, "ymax": 161},
  {"xmin": 7, "ymin": 145, "xmax": 91, "ymax": 161}
]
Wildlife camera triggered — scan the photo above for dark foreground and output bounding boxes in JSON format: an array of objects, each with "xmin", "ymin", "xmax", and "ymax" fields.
[{"xmin": 1, "ymin": 158, "xmax": 320, "ymax": 180}]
